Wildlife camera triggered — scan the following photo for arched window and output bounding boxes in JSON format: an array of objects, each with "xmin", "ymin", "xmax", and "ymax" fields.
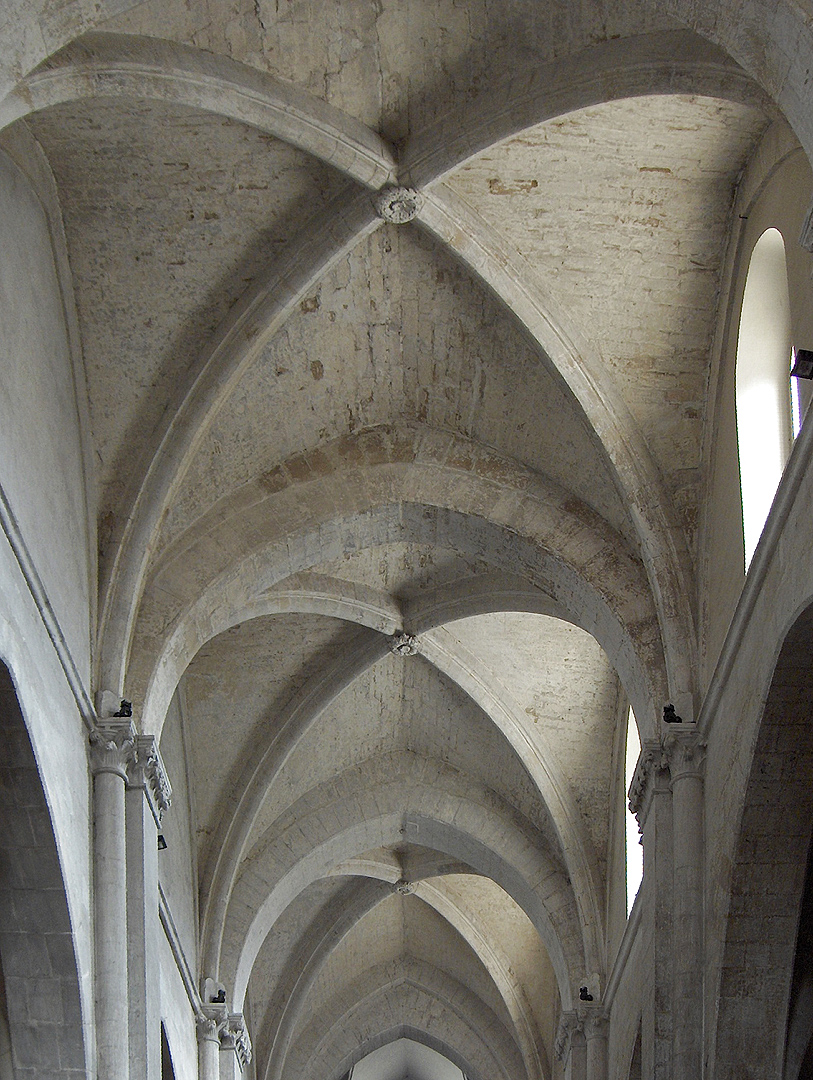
[
  {"xmin": 625, "ymin": 708, "xmax": 643, "ymax": 915},
  {"xmin": 735, "ymin": 228, "xmax": 793, "ymax": 568}
]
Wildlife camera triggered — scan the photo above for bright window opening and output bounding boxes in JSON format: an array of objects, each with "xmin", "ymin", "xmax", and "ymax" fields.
[
  {"xmin": 350, "ymin": 1039, "xmax": 464, "ymax": 1080},
  {"xmin": 735, "ymin": 228, "xmax": 792, "ymax": 568},
  {"xmin": 625, "ymin": 708, "xmax": 643, "ymax": 915},
  {"xmin": 791, "ymin": 350, "xmax": 804, "ymax": 439}
]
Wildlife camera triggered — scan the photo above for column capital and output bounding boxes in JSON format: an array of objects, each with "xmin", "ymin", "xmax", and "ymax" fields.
[
  {"xmin": 196, "ymin": 1005, "xmax": 227, "ymax": 1045},
  {"xmin": 628, "ymin": 739, "xmax": 669, "ymax": 831},
  {"xmin": 554, "ymin": 1011, "xmax": 584, "ymax": 1062},
  {"xmin": 90, "ymin": 719, "xmax": 137, "ymax": 780},
  {"xmin": 582, "ymin": 1010, "xmax": 609, "ymax": 1040},
  {"xmin": 128, "ymin": 735, "xmax": 172, "ymax": 825},
  {"xmin": 220, "ymin": 1014, "xmax": 252, "ymax": 1071},
  {"xmin": 662, "ymin": 724, "xmax": 706, "ymax": 785},
  {"xmin": 196, "ymin": 1001, "xmax": 252, "ymax": 1069}
]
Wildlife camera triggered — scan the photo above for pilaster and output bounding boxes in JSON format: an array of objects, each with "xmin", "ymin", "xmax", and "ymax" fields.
[
  {"xmin": 555, "ymin": 1011, "xmax": 586, "ymax": 1080},
  {"xmin": 629, "ymin": 738, "xmax": 673, "ymax": 1080},
  {"xmin": 127, "ymin": 734, "xmax": 172, "ymax": 1080},
  {"xmin": 662, "ymin": 724, "xmax": 706, "ymax": 1080},
  {"xmin": 584, "ymin": 1012, "xmax": 609, "ymax": 1080},
  {"xmin": 220, "ymin": 1014, "xmax": 253, "ymax": 1074}
]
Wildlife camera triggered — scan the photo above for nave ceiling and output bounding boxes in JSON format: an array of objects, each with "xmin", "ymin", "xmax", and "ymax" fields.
[{"xmin": 0, "ymin": 1, "xmax": 791, "ymax": 1076}]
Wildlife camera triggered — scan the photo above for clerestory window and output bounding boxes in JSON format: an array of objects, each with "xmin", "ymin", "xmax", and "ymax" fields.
[
  {"xmin": 625, "ymin": 707, "xmax": 643, "ymax": 916},
  {"xmin": 735, "ymin": 227, "xmax": 793, "ymax": 568}
]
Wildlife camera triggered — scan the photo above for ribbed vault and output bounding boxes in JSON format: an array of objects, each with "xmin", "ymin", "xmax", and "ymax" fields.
[{"xmin": 0, "ymin": 1, "xmax": 800, "ymax": 1076}]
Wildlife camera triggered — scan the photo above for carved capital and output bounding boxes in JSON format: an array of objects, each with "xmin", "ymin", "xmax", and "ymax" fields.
[
  {"xmin": 373, "ymin": 186, "xmax": 422, "ymax": 224},
  {"xmin": 196, "ymin": 1000, "xmax": 252, "ymax": 1069},
  {"xmin": 221, "ymin": 1014, "xmax": 252, "ymax": 1070},
  {"xmin": 388, "ymin": 632, "xmax": 418, "ymax": 656},
  {"xmin": 662, "ymin": 724, "xmax": 706, "ymax": 785},
  {"xmin": 196, "ymin": 1007, "xmax": 226, "ymax": 1045},
  {"xmin": 554, "ymin": 1011, "xmax": 584, "ymax": 1062},
  {"xmin": 128, "ymin": 734, "xmax": 172, "ymax": 824},
  {"xmin": 583, "ymin": 1011, "xmax": 609, "ymax": 1040},
  {"xmin": 90, "ymin": 719, "xmax": 137, "ymax": 780},
  {"xmin": 628, "ymin": 739, "xmax": 668, "ymax": 830}
]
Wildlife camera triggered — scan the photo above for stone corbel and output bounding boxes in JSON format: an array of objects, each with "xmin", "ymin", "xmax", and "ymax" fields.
[{"xmin": 128, "ymin": 734, "xmax": 172, "ymax": 827}]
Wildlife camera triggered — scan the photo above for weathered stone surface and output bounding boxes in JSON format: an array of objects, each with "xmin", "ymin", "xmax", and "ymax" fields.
[{"xmin": 2, "ymin": 4, "xmax": 813, "ymax": 1080}]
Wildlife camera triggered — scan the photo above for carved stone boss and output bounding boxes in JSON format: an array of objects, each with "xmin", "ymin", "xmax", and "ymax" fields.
[
  {"xmin": 373, "ymin": 186, "xmax": 423, "ymax": 224},
  {"xmin": 388, "ymin": 631, "xmax": 418, "ymax": 656}
]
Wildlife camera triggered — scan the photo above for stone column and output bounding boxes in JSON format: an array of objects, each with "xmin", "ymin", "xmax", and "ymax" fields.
[
  {"xmin": 197, "ymin": 1008, "xmax": 226, "ymax": 1080},
  {"xmin": 197, "ymin": 1001, "xmax": 252, "ymax": 1080},
  {"xmin": 663, "ymin": 725, "xmax": 705, "ymax": 1080},
  {"xmin": 629, "ymin": 740, "xmax": 673, "ymax": 1080},
  {"xmin": 90, "ymin": 718, "xmax": 136, "ymax": 1080},
  {"xmin": 127, "ymin": 735, "xmax": 172, "ymax": 1080},
  {"xmin": 584, "ymin": 1012, "xmax": 609, "ymax": 1080},
  {"xmin": 220, "ymin": 1014, "xmax": 252, "ymax": 1078},
  {"xmin": 555, "ymin": 1012, "xmax": 586, "ymax": 1080}
]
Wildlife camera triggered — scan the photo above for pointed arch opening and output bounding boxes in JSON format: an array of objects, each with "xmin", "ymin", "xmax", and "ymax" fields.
[
  {"xmin": 350, "ymin": 1036, "xmax": 466, "ymax": 1080},
  {"xmin": 625, "ymin": 708, "xmax": 643, "ymax": 916},
  {"xmin": 735, "ymin": 227, "xmax": 793, "ymax": 567},
  {"xmin": 0, "ymin": 661, "xmax": 89, "ymax": 1079}
]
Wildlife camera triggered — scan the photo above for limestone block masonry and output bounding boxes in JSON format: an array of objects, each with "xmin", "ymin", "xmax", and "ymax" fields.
[{"xmin": 1, "ymin": 4, "xmax": 813, "ymax": 1080}]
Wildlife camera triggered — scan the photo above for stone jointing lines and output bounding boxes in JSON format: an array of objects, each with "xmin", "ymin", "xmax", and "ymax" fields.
[
  {"xmin": 134, "ymin": 464, "xmax": 660, "ymax": 986},
  {"xmin": 198, "ymin": 627, "xmax": 391, "ymax": 978},
  {"xmin": 651, "ymin": 0, "xmax": 813, "ymax": 163},
  {"xmin": 0, "ymin": 30, "xmax": 765, "ymax": 707},
  {"xmin": 397, "ymin": 29, "xmax": 769, "ymax": 190},
  {"xmin": 93, "ymin": 182, "xmax": 381, "ymax": 700},
  {"xmin": 222, "ymin": 764, "xmax": 578, "ymax": 1041},
  {"xmin": 713, "ymin": 608, "xmax": 813, "ymax": 1078},
  {"xmin": 0, "ymin": 678, "xmax": 89, "ymax": 1080},
  {"xmin": 220, "ymin": 757, "xmax": 582, "ymax": 1012},
  {"xmin": 417, "ymin": 184, "xmax": 699, "ymax": 718},
  {"xmin": 2, "ymin": 34, "xmax": 397, "ymax": 189},
  {"xmin": 0, "ymin": 0, "xmax": 804, "ymax": 150}
]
